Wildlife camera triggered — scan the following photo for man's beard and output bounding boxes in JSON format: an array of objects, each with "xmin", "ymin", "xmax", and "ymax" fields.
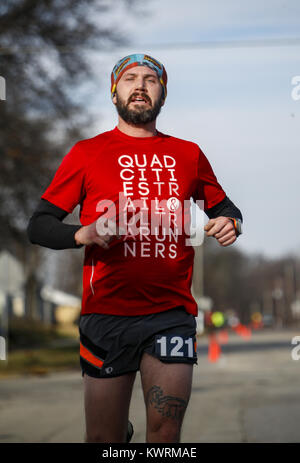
[{"xmin": 115, "ymin": 90, "xmax": 163, "ymax": 125}]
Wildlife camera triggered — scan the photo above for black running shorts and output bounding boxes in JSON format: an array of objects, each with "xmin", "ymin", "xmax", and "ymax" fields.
[{"xmin": 79, "ymin": 305, "xmax": 198, "ymax": 378}]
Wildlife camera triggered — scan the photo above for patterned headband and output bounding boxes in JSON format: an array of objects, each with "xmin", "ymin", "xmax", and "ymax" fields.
[{"xmin": 111, "ymin": 53, "xmax": 168, "ymax": 101}]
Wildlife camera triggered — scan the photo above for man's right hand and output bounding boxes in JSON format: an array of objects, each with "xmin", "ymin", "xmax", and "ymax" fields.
[{"xmin": 74, "ymin": 218, "xmax": 123, "ymax": 249}]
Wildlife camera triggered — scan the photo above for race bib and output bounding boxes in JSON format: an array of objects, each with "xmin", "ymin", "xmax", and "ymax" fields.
[{"xmin": 154, "ymin": 334, "xmax": 197, "ymax": 359}]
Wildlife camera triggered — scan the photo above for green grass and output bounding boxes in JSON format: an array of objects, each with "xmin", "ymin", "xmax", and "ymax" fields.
[
  {"xmin": 0, "ymin": 344, "xmax": 80, "ymax": 378},
  {"xmin": 7, "ymin": 317, "xmax": 77, "ymax": 350}
]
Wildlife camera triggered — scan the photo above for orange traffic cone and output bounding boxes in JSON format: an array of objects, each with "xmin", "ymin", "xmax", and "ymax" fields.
[
  {"xmin": 241, "ymin": 324, "xmax": 252, "ymax": 339},
  {"xmin": 218, "ymin": 329, "xmax": 229, "ymax": 344},
  {"xmin": 251, "ymin": 320, "xmax": 263, "ymax": 330},
  {"xmin": 234, "ymin": 323, "xmax": 252, "ymax": 339},
  {"xmin": 208, "ymin": 333, "xmax": 221, "ymax": 362},
  {"xmin": 233, "ymin": 323, "xmax": 242, "ymax": 335}
]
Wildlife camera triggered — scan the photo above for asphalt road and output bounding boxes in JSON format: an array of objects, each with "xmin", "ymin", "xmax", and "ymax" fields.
[{"xmin": 0, "ymin": 328, "xmax": 299, "ymax": 443}]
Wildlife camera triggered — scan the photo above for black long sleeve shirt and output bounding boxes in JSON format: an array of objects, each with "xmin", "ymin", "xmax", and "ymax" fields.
[{"xmin": 27, "ymin": 196, "xmax": 243, "ymax": 250}]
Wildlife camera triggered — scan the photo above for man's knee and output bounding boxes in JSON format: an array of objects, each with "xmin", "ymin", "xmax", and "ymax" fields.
[
  {"xmin": 145, "ymin": 383, "xmax": 188, "ymax": 442},
  {"xmin": 147, "ymin": 419, "xmax": 182, "ymax": 443}
]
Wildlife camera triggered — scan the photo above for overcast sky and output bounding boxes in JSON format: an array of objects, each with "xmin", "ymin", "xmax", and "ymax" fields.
[{"xmin": 77, "ymin": 0, "xmax": 300, "ymax": 260}]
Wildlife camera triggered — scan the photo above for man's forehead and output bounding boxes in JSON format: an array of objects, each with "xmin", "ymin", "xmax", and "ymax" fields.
[{"xmin": 122, "ymin": 65, "xmax": 158, "ymax": 78}]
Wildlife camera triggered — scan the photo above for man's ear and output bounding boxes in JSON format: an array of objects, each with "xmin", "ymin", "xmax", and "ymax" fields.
[{"xmin": 112, "ymin": 93, "xmax": 117, "ymax": 105}]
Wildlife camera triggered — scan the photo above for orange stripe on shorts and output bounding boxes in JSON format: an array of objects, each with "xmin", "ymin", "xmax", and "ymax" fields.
[{"xmin": 80, "ymin": 342, "xmax": 104, "ymax": 369}]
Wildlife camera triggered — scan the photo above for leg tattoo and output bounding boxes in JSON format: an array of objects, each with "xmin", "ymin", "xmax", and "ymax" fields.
[{"xmin": 146, "ymin": 385, "xmax": 187, "ymax": 422}]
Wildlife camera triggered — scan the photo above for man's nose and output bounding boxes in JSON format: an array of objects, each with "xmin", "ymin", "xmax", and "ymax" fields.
[{"xmin": 134, "ymin": 76, "xmax": 146, "ymax": 90}]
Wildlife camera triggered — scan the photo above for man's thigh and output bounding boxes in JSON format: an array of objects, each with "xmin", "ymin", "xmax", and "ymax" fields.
[
  {"xmin": 140, "ymin": 352, "xmax": 193, "ymax": 433},
  {"xmin": 83, "ymin": 371, "xmax": 136, "ymax": 442}
]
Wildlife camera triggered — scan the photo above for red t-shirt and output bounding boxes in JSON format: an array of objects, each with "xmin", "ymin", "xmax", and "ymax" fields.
[{"xmin": 41, "ymin": 126, "xmax": 226, "ymax": 316}]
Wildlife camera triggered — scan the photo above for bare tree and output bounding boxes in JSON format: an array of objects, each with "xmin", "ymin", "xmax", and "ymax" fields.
[
  {"xmin": 203, "ymin": 236, "xmax": 300, "ymax": 327},
  {"xmin": 0, "ymin": 0, "xmax": 138, "ymax": 317}
]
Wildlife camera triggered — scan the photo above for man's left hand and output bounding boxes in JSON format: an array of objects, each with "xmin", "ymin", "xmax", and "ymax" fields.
[{"xmin": 204, "ymin": 217, "xmax": 237, "ymax": 247}]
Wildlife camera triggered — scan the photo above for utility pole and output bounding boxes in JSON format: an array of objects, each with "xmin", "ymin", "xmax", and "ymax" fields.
[{"xmin": 284, "ymin": 259, "xmax": 296, "ymax": 326}]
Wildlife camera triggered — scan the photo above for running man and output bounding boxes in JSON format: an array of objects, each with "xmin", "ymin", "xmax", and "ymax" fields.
[{"xmin": 27, "ymin": 53, "xmax": 243, "ymax": 443}]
